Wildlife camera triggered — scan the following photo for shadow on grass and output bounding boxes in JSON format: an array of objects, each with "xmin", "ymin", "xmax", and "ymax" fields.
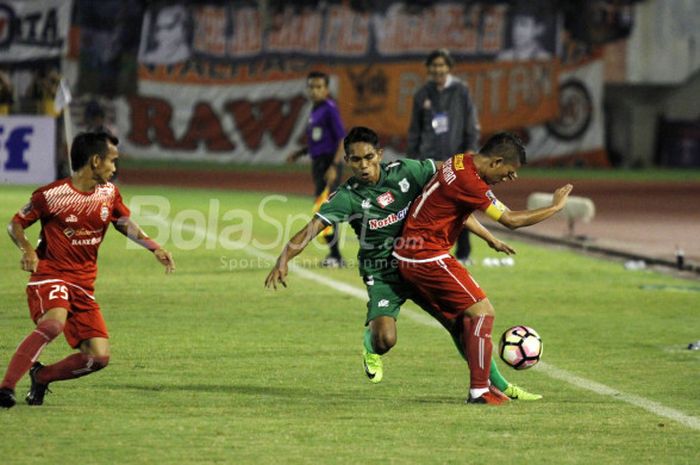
[
  {"xmin": 104, "ymin": 382, "xmax": 463, "ymax": 405},
  {"xmin": 106, "ymin": 382, "xmax": 359, "ymax": 400}
]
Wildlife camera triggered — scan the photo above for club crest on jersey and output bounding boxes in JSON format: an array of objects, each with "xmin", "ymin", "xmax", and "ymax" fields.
[
  {"xmin": 100, "ymin": 203, "xmax": 109, "ymax": 222},
  {"xmin": 361, "ymin": 199, "xmax": 372, "ymax": 209},
  {"xmin": 65, "ymin": 214, "xmax": 78, "ymax": 223},
  {"xmin": 399, "ymin": 178, "xmax": 410, "ymax": 193},
  {"xmin": 454, "ymin": 154, "xmax": 465, "ymax": 171},
  {"xmin": 376, "ymin": 192, "xmax": 395, "ymax": 208}
]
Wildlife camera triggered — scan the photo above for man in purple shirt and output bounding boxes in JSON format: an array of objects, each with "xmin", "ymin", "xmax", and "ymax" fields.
[{"xmin": 287, "ymin": 71, "xmax": 346, "ymax": 267}]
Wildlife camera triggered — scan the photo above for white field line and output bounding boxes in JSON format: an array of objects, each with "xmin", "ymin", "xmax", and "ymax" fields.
[{"xmin": 151, "ymin": 217, "xmax": 700, "ymax": 430}]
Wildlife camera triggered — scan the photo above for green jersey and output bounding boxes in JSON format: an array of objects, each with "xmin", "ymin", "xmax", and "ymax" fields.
[{"xmin": 316, "ymin": 158, "xmax": 436, "ymax": 276}]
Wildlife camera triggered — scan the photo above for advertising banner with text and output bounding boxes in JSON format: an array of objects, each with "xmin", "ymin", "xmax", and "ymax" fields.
[{"xmin": 117, "ymin": 1, "xmax": 572, "ymax": 162}]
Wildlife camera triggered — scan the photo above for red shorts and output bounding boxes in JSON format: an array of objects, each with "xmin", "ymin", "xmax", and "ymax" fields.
[
  {"xmin": 26, "ymin": 280, "xmax": 108, "ymax": 349},
  {"xmin": 397, "ymin": 255, "xmax": 486, "ymax": 319}
]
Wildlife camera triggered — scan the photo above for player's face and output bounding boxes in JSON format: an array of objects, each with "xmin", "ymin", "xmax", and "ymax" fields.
[
  {"xmin": 345, "ymin": 142, "xmax": 383, "ymax": 184},
  {"xmin": 483, "ymin": 158, "xmax": 520, "ymax": 185},
  {"xmin": 92, "ymin": 143, "xmax": 119, "ymax": 184},
  {"xmin": 307, "ymin": 78, "xmax": 329, "ymax": 103},
  {"xmin": 427, "ymin": 56, "xmax": 450, "ymax": 87}
]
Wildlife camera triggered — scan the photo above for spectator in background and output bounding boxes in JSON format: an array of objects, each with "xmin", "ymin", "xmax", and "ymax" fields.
[
  {"xmin": 407, "ymin": 49, "xmax": 481, "ymax": 264},
  {"xmin": 0, "ymin": 71, "xmax": 14, "ymax": 114},
  {"xmin": 498, "ymin": 13, "xmax": 552, "ymax": 61},
  {"xmin": 138, "ymin": 5, "xmax": 191, "ymax": 65},
  {"xmin": 26, "ymin": 68, "xmax": 61, "ymax": 116}
]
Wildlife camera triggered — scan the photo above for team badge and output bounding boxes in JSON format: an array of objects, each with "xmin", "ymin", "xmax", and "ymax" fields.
[
  {"xmin": 361, "ymin": 199, "xmax": 371, "ymax": 209},
  {"xmin": 376, "ymin": 192, "xmax": 395, "ymax": 208},
  {"xmin": 100, "ymin": 203, "xmax": 109, "ymax": 222},
  {"xmin": 454, "ymin": 154, "xmax": 465, "ymax": 171},
  {"xmin": 399, "ymin": 178, "xmax": 410, "ymax": 193}
]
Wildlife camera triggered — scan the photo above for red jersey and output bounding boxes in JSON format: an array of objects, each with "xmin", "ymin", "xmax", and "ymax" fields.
[
  {"xmin": 394, "ymin": 153, "xmax": 503, "ymax": 261},
  {"xmin": 13, "ymin": 178, "xmax": 131, "ymax": 291}
]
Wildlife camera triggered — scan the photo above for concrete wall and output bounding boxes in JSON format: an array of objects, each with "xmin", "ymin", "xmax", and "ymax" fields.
[{"xmin": 602, "ymin": 0, "xmax": 700, "ymax": 167}]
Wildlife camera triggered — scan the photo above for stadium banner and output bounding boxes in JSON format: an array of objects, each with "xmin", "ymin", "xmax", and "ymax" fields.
[
  {"xmin": 0, "ymin": 116, "xmax": 56, "ymax": 184},
  {"xmin": 0, "ymin": 0, "xmax": 73, "ymax": 63},
  {"xmin": 109, "ymin": 1, "xmax": 599, "ymax": 163},
  {"xmin": 522, "ymin": 58, "xmax": 607, "ymax": 167}
]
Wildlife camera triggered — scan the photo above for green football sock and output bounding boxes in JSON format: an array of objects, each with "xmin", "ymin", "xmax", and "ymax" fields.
[
  {"xmin": 489, "ymin": 358, "xmax": 509, "ymax": 392},
  {"xmin": 363, "ymin": 327, "xmax": 376, "ymax": 353}
]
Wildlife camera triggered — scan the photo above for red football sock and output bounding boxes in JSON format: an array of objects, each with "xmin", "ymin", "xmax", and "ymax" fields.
[
  {"xmin": 463, "ymin": 314, "xmax": 494, "ymax": 389},
  {"xmin": 0, "ymin": 319, "xmax": 64, "ymax": 390},
  {"xmin": 37, "ymin": 353, "xmax": 110, "ymax": 384}
]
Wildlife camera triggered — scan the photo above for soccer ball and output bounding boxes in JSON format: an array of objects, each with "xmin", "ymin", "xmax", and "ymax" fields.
[{"xmin": 499, "ymin": 325, "xmax": 542, "ymax": 370}]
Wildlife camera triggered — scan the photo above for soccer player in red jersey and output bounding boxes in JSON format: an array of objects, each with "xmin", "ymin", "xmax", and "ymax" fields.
[
  {"xmin": 393, "ymin": 132, "xmax": 572, "ymax": 405},
  {"xmin": 0, "ymin": 131, "xmax": 175, "ymax": 409}
]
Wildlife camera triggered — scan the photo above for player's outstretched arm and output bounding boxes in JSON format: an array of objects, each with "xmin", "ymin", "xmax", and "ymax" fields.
[
  {"xmin": 265, "ymin": 217, "xmax": 327, "ymax": 290},
  {"xmin": 498, "ymin": 184, "xmax": 573, "ymax": 230},
  {"xmin": 7, "ymin": 220, "xmax": 38, "ymax": 272},
  {"xmin": 463, "ymin": 215, "xmax": 515, "ymax": 255},
  {"xmin": 113, "ymin": 217, "xmax": 175, "ymax": 273}
]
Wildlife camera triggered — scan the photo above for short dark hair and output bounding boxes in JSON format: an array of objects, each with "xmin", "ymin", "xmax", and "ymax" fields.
[
  {"xmin": 425, "ymin": 48, "xmax": 454, "ymax": 68},
  {"xmin": 307, "ymin": 71, "xmax": 329, "ymax": 86},
  {"xmin": 71, "ymin": 131, "xmax": 119, "ymax": 171},
  {"xmin": 343, "ymin": 126, "xmax": 379, "ymax": 155},
  {"xmin": 479, "ymin": 132, "xmax": 527, "ymax": 165}
]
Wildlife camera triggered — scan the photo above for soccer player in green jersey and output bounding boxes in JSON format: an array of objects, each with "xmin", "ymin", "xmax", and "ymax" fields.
[{"xmin": 265, "ymin": 126, "xmax": 539, "ymax": 400}]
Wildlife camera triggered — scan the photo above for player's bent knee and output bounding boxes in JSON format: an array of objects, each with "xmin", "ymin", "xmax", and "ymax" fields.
[
  {"xmin": 37, "ymin": 318, "xmax": 65, "ymax": 340},
  {"xmin": 372, "ymin": 332, "xmax": 397, "ymax": 354},
  {"xmin": 90, "ymin": 355, "xmax": 110, "ymax": 371}
]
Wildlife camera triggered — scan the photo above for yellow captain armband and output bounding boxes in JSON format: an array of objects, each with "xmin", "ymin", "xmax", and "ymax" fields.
[{"xmin": 485, "ymin": 199, "xmax": 507, "ymax": 221}]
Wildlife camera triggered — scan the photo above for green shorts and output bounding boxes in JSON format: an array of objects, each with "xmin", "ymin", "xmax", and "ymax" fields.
[{"xmin": 363, "ymin": 269, "xmax": 414, "ymax": 325}]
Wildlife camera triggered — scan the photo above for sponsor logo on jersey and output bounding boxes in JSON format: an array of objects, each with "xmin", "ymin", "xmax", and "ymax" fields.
[
  {"xmin": 65, "ymin": 214, "xmax": 78, "ymax": 223},
  {"xmin": 100, "ymin": 204, "xmax": 109, "ymax": 222},
  {"xmin": 361, "ymin": 199, "xmax": 371, "ymax": 209},
  {"xmin": 74, "ymin": 228, "xmax": 102, "ymax": 237},
  {"xmin": 378, "ymin": 299, "xmax": 390, "ymax": 308},
  {"xmin": 63, "ymin": 227, "xmax": 75, "ymax": 238},
  {"xmin": 453, "ymin": 154, "xmax": 465, "ymax": 171},
  {"xmin": 399, "ymin": 178, "xmax": 410, "ymax": 193},
  {"xmin": 364, "ymin": 275, "xmax": 375, "ymax": 286},
  {"xmin": 368, "ymin": 205, "xmax": 409, "ymax": 230},
  {"xmin": 71, "ymin": 237, "xmax": 102, "ymax": 246},
  {"xmin": 376, "ymin": 191, "xmax": 395, "ymax": 208}
]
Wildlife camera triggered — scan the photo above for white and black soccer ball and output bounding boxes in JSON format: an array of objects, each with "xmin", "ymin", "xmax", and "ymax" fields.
[{"xmin": 499, "ymin": 325, "xmax": 542, "ymax": 370}]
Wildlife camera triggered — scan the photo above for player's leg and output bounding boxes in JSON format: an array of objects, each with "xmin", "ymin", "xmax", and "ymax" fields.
[
  {"xmin": 362, "ymin": 274, "xmax": 404, "ymax": 383},
  {"xmin": 0, "ymin": 306, "xmax": 67, "ymax": 408},
  {"xmin": 398, "ymin": 257, "xmax": 506, "ymax": 404},
  {"xmin": 461, "ymin": 299, "xmax": 503, "ymax": 403},
  {"xmin": 26, "ymin": 294, "xmax": 109, "ymax": 405},
  {"xmin": 445, "ymin": 314, "xmax": 541, "ymax": 400}
]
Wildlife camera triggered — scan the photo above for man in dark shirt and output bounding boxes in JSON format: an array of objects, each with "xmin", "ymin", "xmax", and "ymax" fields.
[
  {"xmin": 407, "ymin": 49, "xmax": 481, "ymax": 263},
  {"xmin": 287, "ymin": 71, "xmax": 346, "ymax": 267}
]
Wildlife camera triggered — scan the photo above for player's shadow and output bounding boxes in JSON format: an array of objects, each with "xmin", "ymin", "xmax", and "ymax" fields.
[{"xmin": 106, "ymin": 382, "xmax": 363, "ymax": 402}]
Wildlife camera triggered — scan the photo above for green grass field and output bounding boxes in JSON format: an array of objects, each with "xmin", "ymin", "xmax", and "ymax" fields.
[{"xmin": 0, "ymin": 184, "xmax": 698, "ymax": 465}]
